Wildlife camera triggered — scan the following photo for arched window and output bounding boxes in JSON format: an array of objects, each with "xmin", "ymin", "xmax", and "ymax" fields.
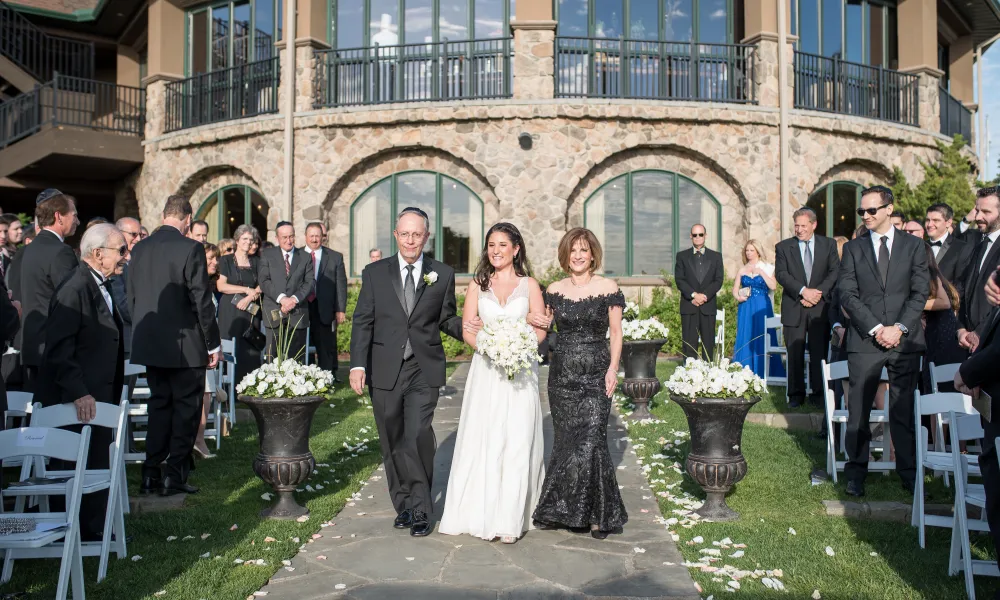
[
  {"xmin": 805, "ymin": 181, "xmax": 862, "ymax": 238},
  {"xmin": 584, "ymin": 170, "xmax": 721, "ymax": 277},
  {"xmin": 350, "ymin": 171, "xmax": 484, "ymax": 276},
  {"xmin": 196, "ymin": 185, "xmax": 270, "ymax": 243}
]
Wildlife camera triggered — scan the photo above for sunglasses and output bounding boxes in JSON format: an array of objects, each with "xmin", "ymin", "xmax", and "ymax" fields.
[
  {"xmin": 101, "ymin": 245, "xmax": 128, "ymax": 257},
  {"xmin": 691, "ymin": 233, "xmax": 705, "ymax": 238},
  {"xmin": 856, "ymin": 204, "xmax": 891, "ymax": 217},
  {"xmin": 904, "ymin": 229, "xmax": 922, "ymax": 235}
]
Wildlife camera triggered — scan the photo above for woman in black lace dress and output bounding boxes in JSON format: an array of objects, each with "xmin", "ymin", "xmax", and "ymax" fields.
[{"xmin": 532, "ymin": 228, "xmax": 628, "ymax": 539}]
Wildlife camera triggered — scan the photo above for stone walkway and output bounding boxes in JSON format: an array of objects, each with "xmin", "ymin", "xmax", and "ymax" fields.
[{"xmin": 257, "ymin": 364, "xmax": 698, "ymax": 600}]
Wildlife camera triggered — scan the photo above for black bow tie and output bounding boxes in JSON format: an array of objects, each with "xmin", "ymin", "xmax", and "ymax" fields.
[{"xmin": 929, "ymin": 241, "xmax": 943, "ymax": 247}]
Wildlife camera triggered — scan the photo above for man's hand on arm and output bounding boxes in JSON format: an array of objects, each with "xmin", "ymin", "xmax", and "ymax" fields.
[{"xmin": 349, "ymin": 368, "xmax": 366, "ymax": 395}]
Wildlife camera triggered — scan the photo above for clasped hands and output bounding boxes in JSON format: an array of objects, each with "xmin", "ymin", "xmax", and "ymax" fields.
[
  {"xmin": 690, "ymin": 293, "xmax": 709, "ymax": 307},
  {"xmin": 279, "ymin": 296, "xmax": 298, "ymax": 314},
  {"xmin": 873, "ymin": 324, "xmax": 903, "ymax": 349},
  {"xmin": 799, "ymin": 288, "xmax": 822, "ymax": 308}
]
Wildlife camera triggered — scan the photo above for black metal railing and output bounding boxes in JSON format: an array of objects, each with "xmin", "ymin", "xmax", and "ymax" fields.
[
  {"xmin": 554, "ymin": 37, "xmax": 757, "ymax": 104},
  {"xmin": 164, "ymin": 57, "xmax": 280, "ymax": 132},
  {"xmin": 939, "ymin": 86, "xmax": 972, "ymax": 144},
  {"xmin": 0, "ymin": 0, "xmax": 95, "ymax": 82},
  {"xmin": 793, "ymin": 51, "xmax": 919, "ymax": 126},
  {"xmin": 0, "ymin": 73, "xmax": 145, "ymax": 149},
  {"xmin": 314, "ymin": 37, "xmax": 512, "ymax": 108}
]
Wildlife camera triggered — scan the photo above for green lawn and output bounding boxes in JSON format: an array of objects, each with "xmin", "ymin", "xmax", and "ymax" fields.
[
  {"xmin": 0, "ymin": 364, "xmax": 457, "ymax": 600},
  {"xmin": 623, "ymin": 361, "xmax": 997, "ymax": 599}
]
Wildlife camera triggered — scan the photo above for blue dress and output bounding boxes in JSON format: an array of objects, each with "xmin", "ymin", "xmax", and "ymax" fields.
[{"xmin": 732, "ymin": 273, "xmax": 785, "ymax": 378}]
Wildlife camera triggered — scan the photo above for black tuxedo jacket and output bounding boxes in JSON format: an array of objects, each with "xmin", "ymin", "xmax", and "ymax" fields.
[
  {"xmin": 674, "ymin": 248, "xmax": 724, "ymax": 316},
  {"xmin": 128, "ymin": 226, "xmax": 221, "ymax": 369},
  {"xmin": 932, "ymin": 233, "xmax": 974, "ymax": 295},
  {"xmin": 308, "ymin": 247, "xmax": 348, "ymax": 325},
  {"xmin": 774, "ymin": 235, "xmax": 839, "ymax": 327},
  {"xmin": 108, "ymin": 262, "xmax": 132, "ymax": 352},
  {"xmin": 258, "ymin": 246, "xmax": 314, "ymax": 330},
  {"xmin": 38, "ymin": 266, "xmax": 124, "ymax": 407},
  {"xmin": 959, "ymin": 307, "xmax": 1000, "ymax": 403},
  {"xmin": 350, "ymin": 256, "xmax": 463, "ymax": 390},
  {"xmin": 959, "ymin": 234, "xmax": 1000, "ymax": 334},
  {"xmin": 18, "ymin": 230, "xmax": 79, "ymax": 366},
  {"xmin": 839, "ymin": 230, "xmax": 930, "ymax": 354}
]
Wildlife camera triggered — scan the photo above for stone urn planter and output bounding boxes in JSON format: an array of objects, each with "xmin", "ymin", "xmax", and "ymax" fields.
[
  {"xmin": 240, "ymin": 395, "xmax": 325, "ymax": 520},
  {"xmin": 671, "ymin": 394, "xmax": 761, "ymax": 521},
  {"xmin": 621, "ymin": 339, "xmax": 667, "ymax": 420}
]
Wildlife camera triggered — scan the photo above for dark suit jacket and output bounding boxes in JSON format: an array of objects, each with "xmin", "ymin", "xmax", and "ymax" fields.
[
  {"xmin": 108, "ymin": 262, "xmax": 132, "ymax": 353},
  {"xmin": 838, "ymin": 230, "xmax": 930, "ymax": 354},
  {"xmin": 0, "ymin": 284, "xmax": 20, "ymax": 412},
  {"xmin": 932, "ymin": 233, "xmax": 974, "ymax": 295},
  {"xmin": 958, "ymin": 226, "xmax": 984, "ymax": 246},
  {"xmin": 350, "ymin": 255, "xmax": 463, "ymax": 390},
  {"xmin": 774, "ymin": 235, "xmax": 839, "ymax": 327},
  {"xmin": 959, "ymin": 233, "xmax": 1000, "ymax": 334},
  {"xmin": 258, "ymin": 246, "xmax": 315, "ymax": 330},
  {"xmin": 18, "ymin": 230, "xmax": 79, "ymax": 367},
  {"xmin": 674, "ymin": 248, "xmax": 724, "ymax": 316},
  {"xmin": 38, "ymin": 266, "xmax": 124, "ymax": 407},
  {"xmin": 959, "ymin": 306, "xmax": 1000, "ymax": 403},
  {"xmin": 127, "ymin": 226, "xmax": 221, "ymax": 368},
  {"xmin": 308, "ymin": 247, "xmax": 348, "ymax": 325}
]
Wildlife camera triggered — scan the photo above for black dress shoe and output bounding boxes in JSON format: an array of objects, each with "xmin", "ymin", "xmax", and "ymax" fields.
[
  {"xmin": 410, "ymin": 510, "xmax": 431, "ymax": 537},
  {"xmin": 139, "ymin": 477, "xmax": 161, "ymax": 496},
  {"xmin": 394, "ymin": 509, "xmax": 413, "ymax": 529},
  {"xmin": 160, "ymin": 477, "xmax": 199, "ymax": 496},
  {"xmin": 787, "ymin": 398, "xmax": 803, "ymax": 409},
  {"xmin": 845, "ymin": 480, "xmax": 865, "ymax": 497}
]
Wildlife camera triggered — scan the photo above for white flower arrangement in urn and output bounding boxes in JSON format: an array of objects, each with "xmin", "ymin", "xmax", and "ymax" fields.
[
  {"xmin": 665, "ymin": 357, "xmax": 767, "ymax": 402},
  {"xmin": 612, "ymin": 301, "xmax": 670, "ymax": 342},
  {"xmin": 237, "ymin": 317, "xmax": 335, "ymax": 398}
]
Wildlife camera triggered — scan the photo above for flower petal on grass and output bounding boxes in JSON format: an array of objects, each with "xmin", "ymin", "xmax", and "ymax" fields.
[
  {"xmin": 230, "ymin": 524, "xmax": 238, "ymax": 531},
  {"xmin": 812, "ymin": 590, "xmax": 822, "ymax": 599},
  {"xmin": 825, "ymin": 546, "xmax": 835, "ymax": 556},
  {"xmin": 131, "ymin": 555, "xmax": 142, "ymax": 562},
  {"xmin": 788, "ymin": 527, "xmax": 796, "ymax": 535}
]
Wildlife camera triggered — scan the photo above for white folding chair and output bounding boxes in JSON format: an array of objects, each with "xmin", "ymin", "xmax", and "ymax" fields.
[
  {"xmin": 0, "ymin": 426, "xmax": 90, "ymax": 600},
  {"xmin": 911, "ymin": 391, "xmax": 977, "ymax": 548},
  {"xmin": 7, "ymin": 398, "xmax": 130, "ymax": 583},
  {"xmin": 4, "ymin": 392, "xmax": 36, "ymax": 469},
  {"xmin": 124, "ymin": 360, "xmax": 149, "ymax": 464},
  {"xmin": 763, "ymin": 316, "xmax": 787, "ymax": 387},
  {"xmin": 305, "ymin": 328, "xmax": 316, "ymax": 366},
  {"xmin": 715, "ymin": 309, "xmax": 725, "ymax": 355},
  {"xmin": 947, "ymin": 413, "xmax": 999, "ymax": 598},
  {"xmin": 822, "ymin": 360, "xmax": 850, "ymax": 482},
  {"xmin": 929, "ymin": 362, "xmax": 962, "ymax": 394},
  {"xmin": 221, "ymin": 337, "xmax": 238, "ymax": 428}
]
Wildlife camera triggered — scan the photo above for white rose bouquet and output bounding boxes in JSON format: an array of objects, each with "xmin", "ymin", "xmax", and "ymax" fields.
[
  {"xmin": 664, "ymin": 357, "xmax": 766, "ymax": 402},
  {"xmin": 237, "ymin": 359, "xmax": 335, "ymax": 399},
  {"xmin": 476, "ymin": 316, "xmax": 543, "ymax": 380}
]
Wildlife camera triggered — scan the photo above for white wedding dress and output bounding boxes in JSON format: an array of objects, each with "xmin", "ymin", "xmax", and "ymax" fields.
[{"xmin": 438, "ymin": 278, "xmax": 545, "ymax": 540}]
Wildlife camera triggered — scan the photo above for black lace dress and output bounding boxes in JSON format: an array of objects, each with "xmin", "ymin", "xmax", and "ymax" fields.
[{"xmin": 532, "ymin": 291, "xmax": 629, "ymax": 532}]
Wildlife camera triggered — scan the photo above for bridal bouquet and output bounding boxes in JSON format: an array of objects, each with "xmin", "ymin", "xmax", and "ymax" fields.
[
  {"xmin": 665, "ymin": 357, "xmax": 766, "ymax": 401},
  {"xmin": 476, "ymin": 317, "xmax": 543, "ymax": 380}
]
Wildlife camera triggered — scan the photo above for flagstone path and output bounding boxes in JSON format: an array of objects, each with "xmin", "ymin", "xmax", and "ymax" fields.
[{"xmin": 256, "ymin": 364, "xmax": 699, "ymax": 600}]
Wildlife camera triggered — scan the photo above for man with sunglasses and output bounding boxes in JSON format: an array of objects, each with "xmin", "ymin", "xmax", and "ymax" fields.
[
  {"xmin": 674, "ymin": 224, "xmax": 724, "ymax": 360},
  {"xmin": 37, "ymin": 223, "xmax": 128, "ymax": 541},
  {"xmin": 838, "ymin": 186, "xmax": 929, "ymax": 497}
]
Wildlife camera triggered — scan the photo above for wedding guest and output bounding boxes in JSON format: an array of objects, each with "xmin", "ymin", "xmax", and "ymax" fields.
[
  {"xmin": 903, "ymin": 220, "xmax": 926, "ymax": 239},
  {"xmin": 218, "ymin": 238, "xmax": 235, "ymax": 256},
  {"xmin": 958, "ymin": 187, "xmax": 1000, "ymax": 353},
  {"xmin": 890, "ymin": 210, "xmax": 906, "ymax": 230},
  {"xmin": 85, "ymin": 216, "xmax": 109, "ymax": 230},
  {"xmin": 258, "ymin": 222, "xmax": 313, "ymax": 362},
  {"xmin": 920, "ymin": 242, "xmax": 964, "ymax": 392},
  {"xmin": 188, "ymin": 220, "xmax": 209, "ymax": 244},
  {"xmin": 731, "ymin": 240, "xmax": 781, "ymax": 378},
  {"xmin": 925, "ymin": 202, "xmax": 974, "ymax": 295},
  {"xmin": 369, "ymin": 248, "xmax": 383, "ymax": 263},
  {"xmin": 957, "ymin": 206, "xmax": 984, "ymax": 244},
  {"xmin": 0, "ymin": 214, "xmax": 20, "ymax": 263},
  {"xmin": 533, "ymin": 228, "xmax": 627, "ymax": 540},
  {"xmin": 216, "ymin": 225, "xmax": 262, "ymax": 384},
  {"xmin": 674, "ymin": 224, "xmax": 723, "ymax": 359},
  {"xmin": 0, "ymin": 215, "xmax": 11, "ymax": 275},
  {"xmin": 303, "ymin": 222, "xmax": 347, "ymax": 375},
  {"xmin": 248, "ymin": 238, "xmax": 260, "ymax": 257},
  {"xmin": 5, "ymin": 215, "xmax": 23, "ymax": 248},
  {"xmin": 194, "ymin": 242, "xmax": 221, "ymax": 460},
  {"xmin": 139, "ymin": 225, "xmax": 149, "ymax": 240}
]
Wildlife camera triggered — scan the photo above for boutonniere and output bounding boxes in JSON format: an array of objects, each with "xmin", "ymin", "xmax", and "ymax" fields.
[{"xmin": 423, "ymin": 272, "xmax": 438, "ymax": 286}]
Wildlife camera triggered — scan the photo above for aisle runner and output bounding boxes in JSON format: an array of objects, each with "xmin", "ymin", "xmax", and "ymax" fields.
[{"xmin": 256, "ymin": 363, "xmax": 698, "ymax": 600}]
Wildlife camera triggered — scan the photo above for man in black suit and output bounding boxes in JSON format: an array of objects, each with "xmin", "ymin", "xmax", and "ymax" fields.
[
  {"xmin": 971, "ymin": 262, "xmax": 1000, "ymax": 579},
  {"xmin": 258, "ymin": 221, "xmax": 314, "ymax": 362},
  {"xmin": 0, "ymin": 276, "xmax": 19, "ymax": 417},
  {"xmin": 925, "ymin": 203, "xmax": 974, "ymax": 295},
  {"xmin": 775, "ymin": 207, "xmax": 840, "ymax": 408},
  {"xmin": 19, "ymin": 189, "xmax": 80, "ymax": 391},
  {"xmin": 39, "ymin": 224, "xmax": 128, "ymax": 539},
  {"xmin": 674, "ymin": 224, "xmax": 724, "ymax": 360},
  {"xmin": 839, "ymin": 185, "xmax": 929, "ymax": 497},
  {"xmin": 128, "ymin": 195, "xmax": 221, "ymax": 496},
  {"xmin": 303, "ymin": 222, "xmax": 347, "ymax": 375},
  {"xmin": 958, "ymin": 188, "xmax": 1000, "ymax": 354},
  {"xmin": 109, "ymin": 217, "xmax": 141, "ymax": 358},
  {"xmin": 349, "ymin": 207, "xmax": 463, "ymax": 537},
  {"xmin": 957, "ymin": 205, "xmax": 985, "ymax": 245}
]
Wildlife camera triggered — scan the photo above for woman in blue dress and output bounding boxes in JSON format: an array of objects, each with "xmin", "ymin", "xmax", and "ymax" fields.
[{"xmin": 732, "ymin": 240, "xmax": 784, "ymax": 378}]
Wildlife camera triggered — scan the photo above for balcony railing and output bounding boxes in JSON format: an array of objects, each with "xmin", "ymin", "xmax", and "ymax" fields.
[
  {"xmin": 939, "ymin": 86, "xmax": 972, "ymax": 144},
  {"xmin": 793, "ymin": 51, "xmax": 919, "ymax": 126},
  {"xmin": 0, "ymin": 74, "xmax": 145, "ymax": 149},
  {"xmin": 554, "ymin": 37, "xmax": 757, "ymax": 104},
  {"xmin": 164, "ymin": 57, "xmax": 280, "ymax": 133},
  {"xmin": 0, "ymin": 0, "xmax": 95, "ymax": 82},
  {"xmin": 314, "ymin": 38, "xmax": 512, "ymax": 108}
]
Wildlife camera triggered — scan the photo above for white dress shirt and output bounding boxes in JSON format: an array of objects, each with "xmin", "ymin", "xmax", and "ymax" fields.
[
  {"xmin": 929, "ymin": 233, "xmax": 947, "ymax": 259},
  {"xmin": 797, "ymin": 236, "xmax": 815, "ymax": 296},
  {"xmin": 867, "ymin": 226, "xmax": 897, "ymax": 336},
  {"xmin": 91, "ymin": 270, "xmax": 113, "ymax": 314},
  {"xmin": 350, "ymin": 254, "xmax": 424, "ymax": 374},
  {"xmin": 979, "ymin": 229, "xmax": 1000, "ymax": 273}
]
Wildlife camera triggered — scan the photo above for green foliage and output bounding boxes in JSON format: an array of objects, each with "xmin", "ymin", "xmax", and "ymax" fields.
[
  {"xmin": 892, "ymin": 136, "xmax": 977, "ymax": 221},
  {"xmin": 535, "ymin": 265, "xmax": 565, "ymax": 290}
]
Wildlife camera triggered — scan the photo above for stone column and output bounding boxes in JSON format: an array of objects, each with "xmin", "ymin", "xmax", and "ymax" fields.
[
  {"xmin": 900, "ymin": 67, "xmax": 942, "ymax": 132},
  {"xmin": 144, "ymin": 80, "xmax": 167, "ymax": 138},
  {"xmin": 277, "ymin": 41, "xmax": 326, "ymax": 113},
  {"xmin": 741, "ymin": 0, "xmax": 795, "ymax": 108},
  {"xmin": 510, "ymin": 0, "xmax": 556, "ymax": 100}
]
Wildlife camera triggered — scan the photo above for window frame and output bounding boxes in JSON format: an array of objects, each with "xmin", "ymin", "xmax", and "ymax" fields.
[
  {"xmin": 185, "ymin": 0, "xmax": 281, "ymax": 76},
  {"xmin": 790, "ymin": 0, "xmax": 897, "ymax": 67},
  {"xmin": 329, "ymin": 0, "xmax": 513, "ymax": 49},
  {"xmin": 806, "ymin": 180, "xmax": 863, "ymax": 237},
  {"xmin": 553, "ymin": 0, "xmax": 735, "ymax": 43},
  {"xmin": 582, "ymin": 169, "xmax": 722, "ymax": 277},
  {"xmin": 348, "ymin": 170, "xmax": 486, "ymax": 276},
  {"xmin": 196, "ymin": 184, "xmax": 270, "ymax": 242}
]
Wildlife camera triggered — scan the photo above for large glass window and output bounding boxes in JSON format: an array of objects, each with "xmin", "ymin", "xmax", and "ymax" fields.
[
  {"xmin": 792, "ymin": 0, "xmax": 897, "ymax": 67},
  {"xmin": 584, "ymin": 170, "xmax": 721, "ymax": 277},
  {"xmin": 805, "ymin": 181, "xmax": 862, "ymax": 238},
  {"xmin": 330, "ymin": 0, "xmax": 513, "ymax": 48},
  {"xmin": 557, "ymin": 0, "xmax": 730, "ymax": 42},
  {"xmin": 350, "ymin": 172, "xmax": 484, "ymax": 275},
  {"xmin": 187, "ymin": 0, "xmax": 279, "ymax": 74},
  {"xmin": 196, "ymin": 185, "xmax": 270, "ymax": 243}
]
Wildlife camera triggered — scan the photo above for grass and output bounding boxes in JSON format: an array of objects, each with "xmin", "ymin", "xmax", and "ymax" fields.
[
  {"xmin": 0, "ymin": 364, "xmax": 458, "ymax": 600},
  {"xmin": 624, "ymin": 361, "xmax": 998, "ymax": 599}
]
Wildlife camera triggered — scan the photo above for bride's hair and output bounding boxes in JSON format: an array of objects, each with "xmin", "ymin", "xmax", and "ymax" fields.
[{"xmin": 473, "ymin": 222, "xmax": 532, "ymax": 291}]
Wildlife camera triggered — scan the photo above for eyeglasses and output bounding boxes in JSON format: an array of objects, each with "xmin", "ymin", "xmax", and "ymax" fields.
[
  {"xmin": 396, "ymin": 232, "xmax": 426, "ymax": 241},
  {"xmin": 100, "ymin": 246, "xmax": 128, "ymax": 257},
  {"xmin": 904, "ymin": 229, "xmax": 923, "ymax": 235},
  {"xmin": 856, "ymin": 204, "xmax": 891, "ymax": 217},
  {"xmin": 121, "ymin": 230, "xmax": 140, "ymax": 239},
  {"xmin": 691, "ymin": 233, "xmax": 705, "ymax": 238}
]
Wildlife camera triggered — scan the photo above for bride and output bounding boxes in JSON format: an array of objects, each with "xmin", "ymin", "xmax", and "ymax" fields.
[{"xmin": 438, "ymin": 222, "xmax": 548, "ymax": 544}]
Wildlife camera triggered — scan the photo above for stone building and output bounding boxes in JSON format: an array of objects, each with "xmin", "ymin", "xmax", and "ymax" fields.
[{"xmin": 1, "ymin": 0, "xmax": 997, "ymax": 288}]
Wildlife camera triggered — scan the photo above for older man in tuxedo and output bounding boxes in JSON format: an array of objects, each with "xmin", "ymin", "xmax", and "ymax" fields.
[
  {"xmin": 259, "ymin": 221, "xmax": 314, "ymax": 362},
  {"xmin": 39, "ymin": 223, "xmax": 128, "ymax": 540},
  {"xmin": 839, "ymin": 185, "xmax": 929, "ymax": 497},
  {"xmin": 303, "ymin": 222, "xmax": 346, "ymax": 375}
]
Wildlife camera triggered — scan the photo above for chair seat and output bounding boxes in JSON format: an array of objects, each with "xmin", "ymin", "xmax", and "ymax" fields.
[
  {"xmin": 924, "ymin": 453, "xmax": 980, "ymax": 474},
  {"xmin": 0, "ymin": 515, "xmax": 69, "ymax": 549},
  {"xmin": 966, "ymin": 484, "xmax": 987, "ymax": 508},
  {"xmin": 2, "ymin": 472, "xmax": 111, "ymax": 497}
]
